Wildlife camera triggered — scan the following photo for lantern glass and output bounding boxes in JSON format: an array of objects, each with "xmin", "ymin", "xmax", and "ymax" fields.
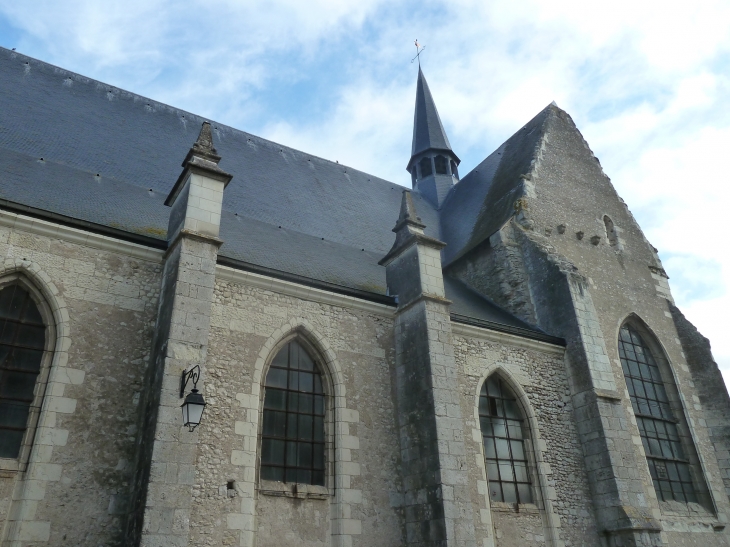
[{"xmin": 181, "ymin": 389, "xmax": 206, "ymax": 431}]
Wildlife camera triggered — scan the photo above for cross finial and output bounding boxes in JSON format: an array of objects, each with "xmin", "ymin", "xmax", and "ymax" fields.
[{"xmin": 411, "ymin": 39, "xmax": 425, "ymax": 65}]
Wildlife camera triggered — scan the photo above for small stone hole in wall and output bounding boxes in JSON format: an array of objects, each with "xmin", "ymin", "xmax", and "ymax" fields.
[
  {"xmin": 227, "ymin": 480, "xmax": 237, "ymax": 498},
  {"xmin": 576, "ymin": 231, "xmax": 584, "ymax": 240},
  {"xmin": 590, "ymin": 235, "xmax": 601, "ymax": 246},
  {"xmin": 557, "ymin": 224, "xmax": 566, "ymax": 234}
]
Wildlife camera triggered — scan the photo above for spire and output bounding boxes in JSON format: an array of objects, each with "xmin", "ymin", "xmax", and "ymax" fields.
[
  {"xmin": 379, "ymin": 190, "xmax": 445, "ymax": 267},
  {"xmin": 406, "ymin": 68, "xmax": 460, "ymax": 208},
  {"xmin": 410, "ymin": 67, "xmax": 455, "ymax": 162},
  {"xmin": 190, "ymin": 121, "xmax": 221, "ymax": 162}
]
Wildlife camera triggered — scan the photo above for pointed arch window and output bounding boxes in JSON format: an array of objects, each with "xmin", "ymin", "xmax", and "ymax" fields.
[
  {"xmin": 619, "ymin": 324, "xmax": 698, "ymax": 503},
  {"xmin": 260, "ymin": 340, "xmax": 325, "ymax": 485},
  {"xmin": 0, "ymin": 284, "xmax": 46, "ymax": 459},
  {"xmin": 480, "ymin": 375, "xmax": 533, "ymax": 504}
]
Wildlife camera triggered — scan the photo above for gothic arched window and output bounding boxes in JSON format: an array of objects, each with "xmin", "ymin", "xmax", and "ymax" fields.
[
  {"xmin": 480, "ymin": 375, "xmax": 533, "ymax": 504},
  {"xmin": 0, "ymin": 284, "xmax": 46, "ymax": 459},
  {"xmin": 260, "ymin": 340, "xmax": 325, "ymax": 485},
  {"xmin": 619, "ymin": 324, "xmax": 698, "ymax": 503},
  {"xmin": 434, "ymin": 155, "xmax": 448, "ymax": 175},
  {"xmin": 419, "ymin": 156, "xmax": 433, "ymax": 178}
]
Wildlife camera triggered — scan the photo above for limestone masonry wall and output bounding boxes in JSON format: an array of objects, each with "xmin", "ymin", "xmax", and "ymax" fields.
[
  {"xmin": 0, "ymin": 219, "xmax": 162, "ymax": 547},
  {"xmin": 454, "ymin": 331, "xmax": 598, "ymax": 547},
  {"xmin": 189, "ymin": 276, "xmax": 403, "ymax": 547}
]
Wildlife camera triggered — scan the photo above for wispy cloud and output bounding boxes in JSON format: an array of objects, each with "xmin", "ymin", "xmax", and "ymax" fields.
[{"xmin": 1, "ymin": 0, "xmax": 728, "ymax": 379}]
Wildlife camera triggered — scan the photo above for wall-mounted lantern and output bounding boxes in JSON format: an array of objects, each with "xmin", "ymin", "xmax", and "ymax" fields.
[{"xmin": 180, "ymin": 365, "xmax": 207, "ymax": 432}]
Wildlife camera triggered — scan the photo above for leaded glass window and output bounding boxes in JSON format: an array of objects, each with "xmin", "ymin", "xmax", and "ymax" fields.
[
  {"xmin": 434, "ymin": 155, "xmax": 448, "ymax": 175},
  {"xmin": 0, "ymin": 284, "xmax": 46, "ymax": 459},
  {"xmin": 480, "ymin": 376, "xmax": 533, "ymax": 504},
  {"xmin": 619, "ymin": 324, "xmax": 698, "ymax": 503},
  {"xmin": 260, "ymin": 340, "xmax": 325, "ymax": 485}
]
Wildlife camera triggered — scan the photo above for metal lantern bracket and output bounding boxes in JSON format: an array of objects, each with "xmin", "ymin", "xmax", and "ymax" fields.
[{"xmin": 180, "ymin": 365, "xmax": 201, "ymax": 398}]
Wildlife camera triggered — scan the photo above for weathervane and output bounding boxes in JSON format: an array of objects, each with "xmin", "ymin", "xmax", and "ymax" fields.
[{"xmin": 411, "ymin": 40, "xmax": 425, "ymax": 65}]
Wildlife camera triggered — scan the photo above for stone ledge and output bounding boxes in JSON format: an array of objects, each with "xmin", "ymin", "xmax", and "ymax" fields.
[
  {"xmin": 0, "ymin": 458, "xmax": 19, "ymax": 472},
  {"xmin": 258, "ymin": 480, "xmax": 330, "ymax": 500},
  {"xmin": 0, "ymin": 208, "xmax": 164, "ymax": 262},
  {"xmin": 490, "ymin": 501, "xmax": 541, "ymax": 514},
  {"xmin": 216, "ymin": 265, "xmax": 394, "ymax": 317}
]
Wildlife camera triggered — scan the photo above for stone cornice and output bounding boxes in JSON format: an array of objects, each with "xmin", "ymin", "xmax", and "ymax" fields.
[
  {"xmin": 451, "ymin": 321, "xmax": 566, "ymax": 355},
  {"xmin": 0, "ymin": 209, "xmax": 164, "ymax": 262},
  {"xmin": 215, "ymin": 265, "xmax": 396, "ymax": 317}
]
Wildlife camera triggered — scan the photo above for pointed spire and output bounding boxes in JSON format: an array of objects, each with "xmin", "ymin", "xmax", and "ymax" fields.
[
  {"xmin": 379, "ymin": 190, "xmax": 445, "ymax": 266},
  {"xmin": 406, "ymin": 68, "xmax": 461, "ymax": 208},
  {"xmin": 410, "ymin": 67, "xmax": 455, "ymax": 160},
  {"xmin": 190, "ymin": 121, "xmax": 221, "ymax": 162},
  {"xmin": 396, "ymin": 189, "xmax": 426, "ymax": 230}
]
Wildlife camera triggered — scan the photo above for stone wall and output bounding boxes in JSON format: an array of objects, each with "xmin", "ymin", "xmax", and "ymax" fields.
[
  {"xmin": 453, "ymin": 326, "xmax": 598, "ymax": 547},
  {"xmin": 187, "ymin": 270, "xmax": 404, "ymax": 547},
  {"xmin": 0, "ymin": 213, "xmax": 162, "ymax": 546},
  {"xmin": 511, "ymin": 105, "xmax": 730, "ymax": 543}
]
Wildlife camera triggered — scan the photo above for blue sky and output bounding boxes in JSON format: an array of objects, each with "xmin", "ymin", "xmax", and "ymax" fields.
[{"xmin": 1, "ymin": 0, "xmax": 729, "ymax": 380}]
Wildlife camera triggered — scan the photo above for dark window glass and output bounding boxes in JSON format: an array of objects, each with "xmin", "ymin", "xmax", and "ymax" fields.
[
  {"xmin": 619, "ymin": 325, "xmax": 697, "ymax": 503},
  {"xmin": 419, "ymin": 157, "xmax": 433, "ymax": 178},
  {"xmin": 0, "ymin": 284, "xmax": 45, "ymax": 459},
  {"xmin": 260, "ymin": 341, "xmax": 325, "ymax": 485},
  {"xmin": 479, "ymin": 376, "xmax": 533, "ymax": 504},
  {"xmin": 434, "ymin": 155, "xmax": 448, "ymax": 175}
]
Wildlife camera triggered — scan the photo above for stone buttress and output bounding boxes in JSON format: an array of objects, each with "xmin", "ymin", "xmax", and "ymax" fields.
[
  {"xmin": 380, "ymin": 191, "xmax": 477, "ymax": 547},
  {"xmin": 126, "ymin": 123, "xmax": 232, "ymax": 546}
]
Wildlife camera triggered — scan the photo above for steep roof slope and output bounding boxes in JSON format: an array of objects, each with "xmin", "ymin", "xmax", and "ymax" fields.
[
  {"xmin": 0, "ymin": 48, "xmax": 443, "ymax": 295},
  {"xmin": 440, "ymin": 106, "xmax": 550, "ymax": 264}
]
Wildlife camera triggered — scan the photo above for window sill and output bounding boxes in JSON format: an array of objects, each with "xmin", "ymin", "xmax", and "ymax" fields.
[
  {"xmin": 0, "ymin": 458, "xmax": 19, "ymax": 471},
  {"xmin": 490, "ymin": 501, "xmax": 540, "ymax": 514},
  {"xmin": 259, "ymin": 480, "xmax": 330, "ymax": 500},
  {"xmin": 659, "ymin": 500, "xmax": 715, "ymax": 519}
]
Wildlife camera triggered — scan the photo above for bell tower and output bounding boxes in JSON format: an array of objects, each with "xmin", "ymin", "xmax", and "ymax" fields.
[{"xmin": 407, "ymin": 67, "xmax": 460, "ymax": 208}]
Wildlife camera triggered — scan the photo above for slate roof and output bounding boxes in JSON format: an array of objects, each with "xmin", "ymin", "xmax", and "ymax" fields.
[
  {"xmin": 440, "ymin": 107, "xmax": 550, "ymax": 265},
  {"xmin": 0, "ymin": 48, "xmax": 561, "ymax": 343}
]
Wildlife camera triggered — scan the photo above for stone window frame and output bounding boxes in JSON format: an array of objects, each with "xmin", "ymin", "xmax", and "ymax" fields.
[
  {"xmin": 618, "ymin": 316, "xmax": 713, "ymax": 511},
  {"xmin": 475, "ymin": 370, "xmax": 547, "ymax": 514},
  {"xmin": 602, "ymin": 214, "xmax": 622, "ymax": 250},
  {"xmin": 0, "ymin": 273, "xmax": 56, "ymax": 473},
  {"xmin": 256, "ymin": 333, "xmax": 334, "ymax": 498},
  {"xmin": 479, "ymin": 375, "xmax": 534, "ymax": 505}
]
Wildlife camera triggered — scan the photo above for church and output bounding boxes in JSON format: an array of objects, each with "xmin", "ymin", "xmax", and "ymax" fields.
[{"xmin": 0, "ymin": 46, "xmax": 729, "ymax": 547}]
